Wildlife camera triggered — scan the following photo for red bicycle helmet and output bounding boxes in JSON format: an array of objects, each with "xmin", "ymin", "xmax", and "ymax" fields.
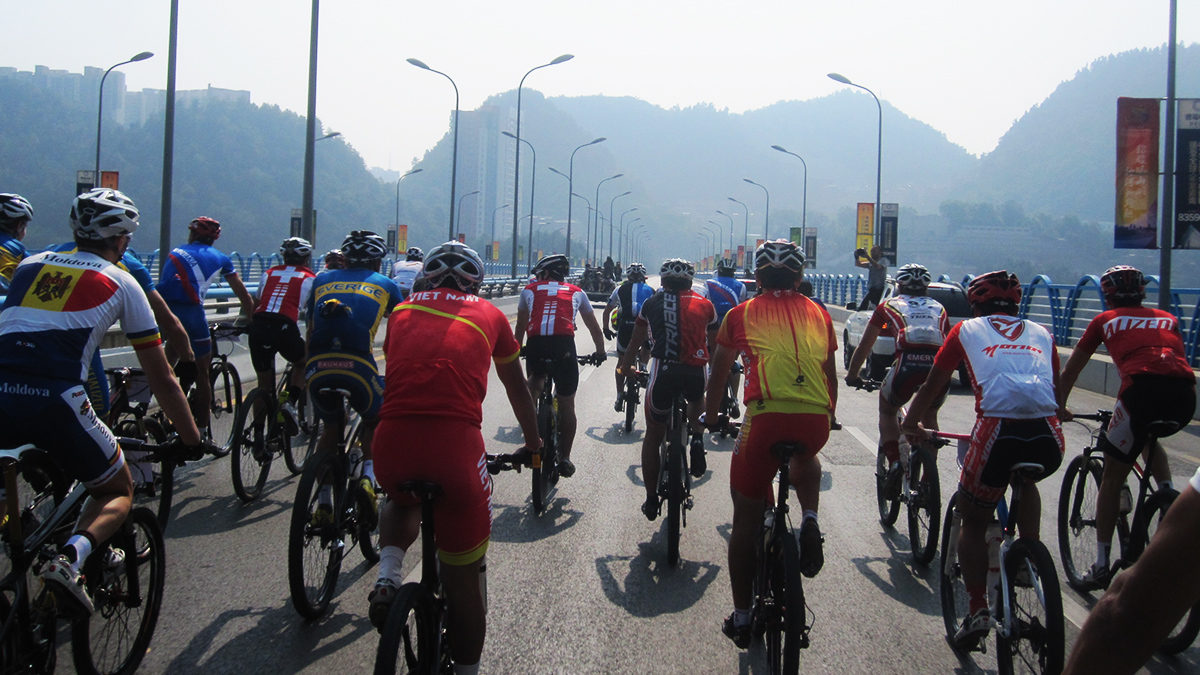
[
  {"xmin": 967, "ymin": 270, "xmax": 1021, "ymax": 307},
  {"xmin": 189, "ymin": 216, "xmax": 221, "ymax": 240},
  {"xmin": 1100, "ymin": 265, "xmax": 1146, "ymax": 303}
]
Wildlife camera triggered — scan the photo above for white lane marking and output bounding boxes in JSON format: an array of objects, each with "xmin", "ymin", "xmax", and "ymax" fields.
[
  {"xmin": 579, "ymin": 362, "xmax": 597, "ymax": 384},
  {"xmin": 843, "ymin": 424, "xmax": 878, "ymax": 460},
  {"xmin": 402, "ymin": 559, "xmax": 422, "ymax": 586},
  {"xmin": 1062, "ymin": 593, "xmax": 1090, "ymax": 630}
]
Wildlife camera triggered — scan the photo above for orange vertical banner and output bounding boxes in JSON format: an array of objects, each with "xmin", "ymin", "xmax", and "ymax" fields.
[{"xmin": 1114, "ymin": 97, "xmax": 1160, "ymax": 249}]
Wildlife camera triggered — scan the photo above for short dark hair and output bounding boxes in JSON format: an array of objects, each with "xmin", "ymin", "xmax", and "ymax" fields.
[
  {"xmin": 74, "ymin": 232, "xmax": 123, "ymax": 254},
  {"xmin": 1107, "ymin": 295, "xmax": 1142, "ymax": 308},
  {"xmin": 757, "ymin": 267, "xmax": 799, "ymax": 290},
  {"xmin": 661, "ymin": 277, "xmax": 691, "ymax": 292},
  {"xmin": 973, "ymin": 299, "xmax": 1018, "ymax": 317}
]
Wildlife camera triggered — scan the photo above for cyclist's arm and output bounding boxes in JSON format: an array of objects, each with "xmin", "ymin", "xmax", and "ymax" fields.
[
  {"xmin": 137, "ymin": 344, "xmax": 202, "ymax": 446},
  {"xmin": 513, "ymin": 304, "xmax": 530, "ymax": 346},
  {"xmin": 845, "ymin": 322, "xmax": 882, "ymax": 384},
  {"xmin": 704, "ymin": 343, "xmax": 737, "ymax": 421},
  {"xmin": 1057, "ymin": 341, "xmax": 1097, "ymax": 414},
  {"xmin": 147, "ymin": 288, "xmax": 195, "ymax": 363},
  {"xmin": 496, "ymin": 356, "xmax": 541, "ymax": 451},
  {"xmin": 616, "ymin": 321, "xmax": 648, "ymax": 375},
  {"xmin": 579, "ymin": 307, "xmax": 606, "ymax": 356},
  {"xmin": 822, "ymin": 348, "xmax": 838, "ymax": 416},
  {"xmin": 225, "ymin": 272, "xmax": 256, "ymax": 318}
]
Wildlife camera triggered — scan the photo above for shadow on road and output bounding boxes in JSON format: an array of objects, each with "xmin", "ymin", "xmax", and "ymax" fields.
[
  {"xmin": 848, "ymin": 530, "xmax": 939, "ymax": 616},
  {"xmin": 489, "ymin": 499, "xmax": 583, "ymax": 543},
  {"xmin": 586, "ymin": 423, "xmax": 640, "ymax": 444},
  {"xmin": 168, "ymin": 484, "xmax": 292, "ymax": 539},
  {"xmin": 594, "ymin": 537, "xmax": 721, "ymax": 617}
]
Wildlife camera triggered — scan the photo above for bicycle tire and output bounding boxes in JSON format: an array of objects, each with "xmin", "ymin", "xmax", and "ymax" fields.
[
  {"xmin": 532, "ymin": 395, "xmax": 557, "ymax": 514},
  {"xmin": 231, "ymin": 388, "xmax": 274, "ymax": 502},
  {"xmin": 71, "ymin": 507, "xmax": 166, "ymax": 675},
  {"xmin": 1056, "ymin": 454, "xmax": 1104, "ymax": 592},
  {"xmin": 779, "ymin": 527, "xmax": 806, "ymax": 673},
  {"xmin": 623, "ymin": 379, "xmax": 637, "ymax": 434},
  {"xmin": 288, "ymin": 450, "xmax": 345, "ymax": 619},
  {"xmin": 207, "ymin": 359, "xmax": 242, "ymax": 457},
  {"xmin": 348, "ymin": 422, "xmax": 381, "ymax": 564},
  {"xmin": 906, "ymin": 446, "xmax": 941, "ymax": 567},
  {"xmin": 283, "ymin": 389, "xmax": 315, "ymax": 475},
  {"xmin": 875, "ymin": 447, "xmax": 900, "ymax": 526},
  {"xmin": 995, "ymin": 538, "xmax": 1064, "ymax": 675},
  {"xmin": 939, "ymin": 493, "xmax": 970, "ymax": 641},
  {"xmin": 374, "ymin": 583, "xmax": 439, "ymax": 674},
  {"xmin": 1133, "ymin": 489, "xmax": 1200, "ymax": 654},
  {"xmin": 666, "ymin": 441, "xmax": 683, "ymax": 567}
]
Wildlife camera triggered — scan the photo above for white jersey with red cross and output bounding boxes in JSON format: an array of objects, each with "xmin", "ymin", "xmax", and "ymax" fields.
[
  {"xmin": 255, "ymin": 264, "xmax": 316, "ymax": 322},
  {"xmin": 518, "ymin": 280, "xmax": 592, "ymax": 337}
]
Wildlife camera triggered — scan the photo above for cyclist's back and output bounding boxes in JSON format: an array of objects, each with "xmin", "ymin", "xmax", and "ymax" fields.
[
  {"xmin": 250, "ymin": 237, "xmax": 315, "ymax": 396},
  {"xmin": 702, "ymin": 260, "xmax": 748, "ymax": 322},
  {"xmin": 390, "ymin": 247, "xmax": 424, "ymax": 297}
]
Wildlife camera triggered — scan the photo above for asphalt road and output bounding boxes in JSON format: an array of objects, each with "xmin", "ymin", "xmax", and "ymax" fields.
[{"xmin": 86, "ymin": 294, "xmax": 1200, "ymax": 673}]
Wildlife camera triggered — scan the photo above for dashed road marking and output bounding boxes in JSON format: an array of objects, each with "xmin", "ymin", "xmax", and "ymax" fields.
[{"xmin": 843, "ymin": 424, "xmax": 878, "ymax": 461}]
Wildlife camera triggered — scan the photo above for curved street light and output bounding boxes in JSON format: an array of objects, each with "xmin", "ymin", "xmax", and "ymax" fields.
[
  {"xmin": 95, "ymin": 51, "xmax": 154, "ymax": 179},
  {"xmin": 502, "ymin": 131, "xmax": 538, "ymax": 271},
  {"xmin": 728, "ymin": 196, "xmax": 750, "ymax": 266},
  {"xmin": 608, "ymin": 190, "xmax": 632, "ymax": 262},
  {"xmin": 618, "ymin": 207, "xmax": 637, "ymax": 264},
  {"xmin": 456, "ymin": 189, "xmax": 480, "ymax": 236},
  {"xmin": 512, "ymin": 54, "xmax": 574, "ymax": 275},
  {"xmin": 565, "ymin": 138, "xmax": 606, "ymax": 261},
  {"xmin": 828, "ymin": 72, "xmax": 882, "ymax": 243},
  {"xmin": 407, "ymin": 58, "xmax": 461, "ymax": 240},
  {"xmin": 715, "ymin": 210, "xmax": 735, "ymax": 254},
  {"xmin": 770, "ymin": 145, "xmax": 808, "ymax": 254},
  {"xmin": 743, "ymin": 178, "xmax": 770, "ymax": 242},
  {"xmin": 624, "ymin": 216, "xmax": 642, "ymax": 264},
  {"xmin": 489, "ymin": 203, "xmax": 511, "ymax": 268},
  {"xmin": 592, "ymin": 173, "xmax": 623, "ymax": 263},
  {"xmin": 395, "ymin": 167, "xmax": 423, "ymax": 245},
  {"xmin": 706, "ymin": 220, "xmax": 726, "ymax": 261}
]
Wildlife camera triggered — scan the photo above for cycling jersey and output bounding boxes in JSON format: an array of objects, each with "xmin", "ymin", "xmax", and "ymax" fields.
[
  {"xmin": 0, "ymin": 233, "xmax": 27, "ymax": 292},
  {"xmin": 156, "ymin": 242, "xmax": 235, "ymax": 306},
  {"xmin": 717, "ymin": 290, "xmax": 835, "ymax": 415},
  {"xmin": 378, "ymin": 288, "xmax": 520, "ymax": 427},
  {"xmin": 519, "ymin": 280, "xmax": 592, "ymax": 337},
  {"xmin": 390, "ymin": 260, "xmax": 423, "ymax": 296},
  {"xmin": 255, "ymin": 264, "xmax": 315, "ymax": 322},
  {"xmin": 637, "ymin": 289, "xmax": 717, "ymax": 366},
  {"xmin": 51, "ymin": 243, "xmax": 154, "ymax": 293},
  {"xmin": 0, "ymin": 250, "xmax": 160, "ymax": 383},
  {"xmin": 305, "ymin": 268, "xmax": 403, "ymax": 357},
  {"xmin": 702, "ymin": 275, "xmax": 748, "ymax": 321},
  {"xmin": 935, "ymin": 315, "xmax": 1059, "ymax": 418},
  {"xmin": 868, "ymin": 294, "xmax": 948, "ymax": 352},
  {"xmin": 607, "ymin": 280, "xmax": 655, "ymax": 327},
  {"xmin": 1075, "ymin": 307, "xmax": 1194, "ymax": 391}
]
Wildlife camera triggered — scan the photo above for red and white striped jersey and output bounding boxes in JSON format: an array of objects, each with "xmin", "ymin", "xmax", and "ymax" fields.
[
  {"xmin": 518, "ymin": 280, "xmax": 592, "ymax": 337},
  {"xmin": 255, "ymin": 264, "xmax": 315, "ymax": 322}
]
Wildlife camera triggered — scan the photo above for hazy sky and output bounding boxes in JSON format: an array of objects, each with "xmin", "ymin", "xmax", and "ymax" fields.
[{"xmin": 8, "ymin": 1, "xmax": 1198, "ymax": 171}]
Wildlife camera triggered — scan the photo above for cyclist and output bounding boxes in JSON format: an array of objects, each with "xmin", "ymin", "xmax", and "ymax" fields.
[
  {"xmin": 0, "ymin": 189, "xmax": 201, "ymax": 615},
  {"xmin": 368, "ymin": 241, "xmax": 540, "ymax": 673},
  {"xmin": 1057, "ymin": 264, "xmax": 1196, "ymax": 589},
  {"xmin": 0, "ymin": 193, "xmax": 33, "ymax": 293},
  {"xmin": 902, "ymin": 270, "xmax": 1064, "ymax": 648},
  {"xmin": 703, "ymin": 240, "xmax": 836, "ymax": 648},
  {"xmin": 156, "ymin": 216, "xmax": 255, "ymax": 432},
  {"xmin": 605, "ymin": 262, "xmax": 655, "ymax": 411},
  {"xmin": 248, "ymin": 237, "xmax": 316, "ymax": 421},
  {"xmin": 305, "ymin": 230, "xmax": 402, "ymax": 503},
  {"xmin": 323, "ymin": 249, "xmax": 345, "ymax": 271},
  {"xmin": 845, "ymin": 262, "xmax": 950, "ymax": 500},
  {"xmin": 617, "ymin": 258, "xmax": 717, "ymax": 516},
  {"xmin": 514, "ymin": 253, "xmax": 606, "ymax": 478},
  {"xmin": 701, "ymin": 257, "xmax": 750, "ymax": 417},
  {"xmin": 390, "ymin": 246, "xmax": 424, "ymax": 297}
]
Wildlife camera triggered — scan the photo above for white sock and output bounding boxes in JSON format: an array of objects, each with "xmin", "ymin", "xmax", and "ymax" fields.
[
  {"xmin": 363, "ymin": 459, "xmax": 376, "ymax": 483},
  {"xmin": 1096, "ymin": 542, "xmax": 1111, "ymax": 568},
  {"xmin": 66, "ymin": 534, "xmax": 93, "ymax": 571},
  {"xmin": 378, "ymin": 545, "xmax": 406, "ymax": 585},
  {"xmin": 802, "ymin": 510, "xmax": 818, "ymax": 524},
  {"xmin": 732, "ymin": 608, "xmax": 750, "ymax": 627}
]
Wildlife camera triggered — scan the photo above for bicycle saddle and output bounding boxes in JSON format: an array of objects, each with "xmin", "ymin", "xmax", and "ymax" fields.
[
  {"xmin": 395, "ymin": 480, "xmax": 443, "ymax": 501},
  {"xmin": 770, "ymin": 441, "xmax": 804, "ymax": 462},
  {"xmin": 1009, "ymin": 462, "xmax": 1045, "ymax": 479},
  {"xmin": 1146, "ymin": 419, "xmax": 1181, "ymax": 438}
]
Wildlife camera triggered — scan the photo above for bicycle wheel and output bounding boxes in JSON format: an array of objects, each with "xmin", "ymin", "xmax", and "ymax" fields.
[
  {"xmin": 208, "ymin": 359, "xmax": 243, "ymax": 457},
  {"xmin": 374, "ymin": 584, "xmax": 439, "ymax": 674},
  {"xmin": 347, "ymin": 423, "xmax": 381, "ymax": 564},
  {"xmin": 623, "ymin": 379, "xmax": 637, "ymax": 434},
  {"xmin": 231, "ymin": 388, "xmax": 274, "ymax": 502},
  {"xmin": 875, "ymin": 447, "xmax": 900, "ymax": 526},
  {"xmin": 1133, "ymin": 489, "xmax": 1200, "ymax": 654},
  {"xmin": 1056, "ymin": 454, "xmax": 1103, "ymax": 591},
  {"xmin": 288, "ymin": 451, "xmax": 345, "ymax": 619},
  {"xmin": 995, "ymin": 538, "xmax": 1064, "ymax": 675},
  {"xmin": 283, "ymin": 389, "xmax": 317, "ymax": 475},
  {"xmin": 71, "ymin": 507, "xmax": 165, "ymax": 675},
  {"xmin": 116, "ymin": 417, "xmax": 174, "ymax": 533},
  {"xmin": 907, "ymin": 446, "xmax": 941, "ymax": 567},
  {"xmin": 532, "ymin": 396, "xmax": 557, "ymax": 514},
  {"xmin": 939, "ymin": 493, "xmax": 970, "ymax": 641},
  {"xmin": 665, "ymin": 441, "xmax": 683, "ymax": 567}
]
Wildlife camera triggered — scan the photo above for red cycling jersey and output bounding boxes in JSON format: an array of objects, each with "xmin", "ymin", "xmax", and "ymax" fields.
[
  {"xmin": 637, "ymin": 289, "xmax": 716, "ymax": 367},
  {"xmin": 255, "ymin": 264, "xmax": 315, "ymax": 322},
  {"xmin": 518, "ymin": 280, "xmax": 592, "ymax": 337},
  {"xmin": 1075, "ymin": 306, "xmax": 1194, "ymax": 391},
  {"xmin": 378, "ymin": 287, "xmax": 520, "ymax": 426}
]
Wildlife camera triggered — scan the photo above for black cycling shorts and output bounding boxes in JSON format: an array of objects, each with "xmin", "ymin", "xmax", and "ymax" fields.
[
  {"xmin": 881, "ymin": 349, "xmax": 941, "ymax": 407},
  {"xmin": 525, "ymin": 335, "xmax": 580, "ymax": 397},
  {"xmin": 616, "ymin": 321, "xmax": 636, "ymax": 355},
  {"xmin": 1100, "ymin": 374, "xmax": 1195, "ymax": 463},
  {"xmin": 249, "ymin": 312, "xmax": 307, "ymax": 374},
  {"xmin": 646, "ymin": 360, "xmax": 705, "ymax": 424}
]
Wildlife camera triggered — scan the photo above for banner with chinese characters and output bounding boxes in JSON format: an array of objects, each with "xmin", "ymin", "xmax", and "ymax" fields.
[
  {"xmin": 1176, "ymin": 99, "xmax": 1200, "ymax": 248},
  {"xmin": 736, "ymin": 245, "xmax": 746, "ymax": 268},
  {"xmin": 1115, "ymin": 97, "xmax": 1160, "ymax": 249},
  {"xmin": 856, "ymin": 202, "xmax": 874, "ymax": 261},
  {"xmin": 397, "ymin": 225, "xmax": 408, "ymax": 253},
  {"xmin": 804, "ymin": 227, "xmax": 817, "ymax": 268},
  {"xmin": 879, "ymin": 203, "xmax": 898, "ymax": 262}
]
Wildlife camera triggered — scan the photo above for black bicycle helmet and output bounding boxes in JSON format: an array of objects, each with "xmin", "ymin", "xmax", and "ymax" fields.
[
  {"xmin": 533, "ymin": 253, "xmax": 570, "ymax": 281},
  {"xmin": 70, "ymin": 188, "xmax": 139, "ymax": 240},
  {"xmin": 0, "ymin": 193, "xmax": 33, "ymax": 233},
  {"xmin": 422, "ymin": 241, "xmax": 485, "ymax": 294},
  {"xmin": 716, "ymin": 257, "xmax": 736, "ymax": 274},
  {"xmin": 341, "ymin": 230, "xmax": 388, "ymax": 264}
]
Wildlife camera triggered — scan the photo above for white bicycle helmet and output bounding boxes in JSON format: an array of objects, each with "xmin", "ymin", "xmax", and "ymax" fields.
[
  {"xmin": 280, "ymin": 237, "xmax": 313, "ymax": 259},
  {"xmin": 659, "ymin": 258, "xmax": 695, "ymax": 281},
  {"xmin": 422, "ymin": 241, "xmax": 485, "ymax": 293},
  {"xmin": 895, "ymin": 263, "xmax": 931, "ymax": 292},
  {"xmin": 0, "ymin": 193, "xmax": 33, "ymax": 231},
  {"xmin": 626, "ymin": 262, "xmax": 647, "ymax": 281},
  {"xmin": 405, "ymin": 246, "xmax": 424, "ymax": 262},
  {"xmin": 70, "ymin": 188, "xmax": 139, "ymax": 240},
  {"xmin": 754, "ymin": 239, "xmax": 805, "ymax": 272}
]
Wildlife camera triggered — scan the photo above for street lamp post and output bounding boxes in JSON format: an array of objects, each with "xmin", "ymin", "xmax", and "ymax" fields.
[
  {"xmin": 456, "ymin": 190, "xmax": 480, "ymax": 238},
  {"xmin": 512, "ymin": 55, "xmax": 574, "ymax": 276},
  {"xmin": 394, "ymin": 167, "xmax": 423, "ymax": 244},
  {"xmin": 300, "ymin": 0, "xmax": 321, "ymax": 243},
  {"xmin": 592, "ymin": 174, "xmax": 623, "ymax": 264},
  {"xmin": 565, "ymin": 138, "xmax": 606, "ymax": 262},
  {"xmin": 608, "ymin": 190, "xmax": 631, "ymax": 262},
  {"xmin": 623, "ymin": 215, "xmax": 641, "ymax": 263},
  {"xmin": 407, "ymin": 58, "xmax": 460, "ymax": 240},
  {"xmin": 728, "ymin": 196, "xmax": 750, "ymax": 266},
  {"xmin": 715, "ymin": 210, "xmax": 735, "ymax": 254},
  {"xmin": 771, "ymin": 145, "xmax": 808, "ymax": 256},
  {"xmin": 502, "ymin": 131, "xmax": 538, "ymax": 271},
  {"xmin": 489, "ymin": 203, "xmax": 510, "ymax": 270},
  {"xmin": 95, "ymin": 51, "xmax": 154, "ymax": 179},
  {"xmin": 828, "ymin": 72, "xmax": 882, "ymax": 243},
  {"xmin": 706, "ymin": 220, "xmax": 725, "ymax": 261},
  {"xmin": 701, "ymin": 222, "xmax": 720, "ymax": 268},
  {"xmin": 743, "ymin": 178, "xmax": 770, "ymax": 242}
]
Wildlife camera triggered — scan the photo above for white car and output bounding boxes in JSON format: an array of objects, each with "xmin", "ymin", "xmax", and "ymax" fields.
[{"xmin": 842, "ymin": 280, "xmax": 972, "ymax": 382}]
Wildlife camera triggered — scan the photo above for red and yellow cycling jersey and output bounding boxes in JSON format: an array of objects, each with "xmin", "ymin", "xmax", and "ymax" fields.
[
  {"xmin": 378, "ymin": 288, "xmax": 520, "ymax": 426},
  {"xmin": 717, "ymin": 289, "xmax": 836, "ymax": 415}
]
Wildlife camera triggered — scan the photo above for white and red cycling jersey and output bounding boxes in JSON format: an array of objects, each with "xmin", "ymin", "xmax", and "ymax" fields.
[
  {"xmin": 1075, "ymin": 306, "xmax": 1194, "ymax": 392},
  {"xmin": 869, "ymin": 294, "xmax": 949, "ymax": 352},
  {"xmin": 255, "ymin": 264, "xmax": 315, "ymax": 322},
  {"xmin": 935, "ymin": 314, "xmax": 1060, "ymax": 418},
  {"xmin": 518, "ymin": 280, "xmax": 592, "ymax": 337}
]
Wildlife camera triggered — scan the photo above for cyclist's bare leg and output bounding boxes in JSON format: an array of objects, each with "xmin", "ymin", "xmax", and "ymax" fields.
[
  {"xmin": 253, "ymin": 366, "xmax": 275, "ymax": 416},
  {"xmin": 76, "ymin": 465, "xmax": 135, "ymax": 556},
  {"xmin": 1146, "ymin": 440, "xmax": 1172, "ymax": 486},
  {"xmin": 728, "ymin": 488, "xmax": 765, "ymax": 610},
  {"xmin": 686, "ymin": 397, "xmax": 703, "ymax": 435},
  {"xmin": 193, "ymin": 354, "xmax": 213, "ymax": 429},
  {"xmin": 359, "ymin": 417, "xmax": 379, "ymax": 480},
  {"xmin": 1096, "ymin": 456, "xmax": 1134, "ymax": 557},
  {"xmin": 526, "ymin": 373, "xmax": 546, "ymax": 401},
  {"xmin": 878, "ymin": 395, "xmax": 902, "ymax": 455},
  {"xmin": 441, "ymin": 557, "xmax": 486, "ymax": 666},
  {"xmin": 956, "ymin": 497, "xmax": 992, "ymax": 611},
  {"xmin": 641, "ymin": 418, "xmax": 667, "ymax": 503},
  {"xmin": 557, "ymin": 394, "xmax": 577, "ymax": 461},
  {"xmin": 377, "ymin": 499, "xmax": 419, "ymax": 550},
  {"xmin": 789, "ymin": 454, "xmax": 821, "ymax": 515},
  {"xmin": 614, "ymin": 351, "xmax": 626, "ymax": 400},
  {"xmin": 1016, "ymin": 478, "xmax": 1041, "ymax": 541}
]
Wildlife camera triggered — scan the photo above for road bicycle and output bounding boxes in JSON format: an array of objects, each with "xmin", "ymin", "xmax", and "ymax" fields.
[
  {"xmin": 0, "ymin": 439, "xmax": 168, "ymax": 674},
  {"xmin": 526, "ymin": 352, "xmax": 604, "ymax": 514},
  {"xmin": 619, "ymin": 366, "xmax": 649, "ymax": 434},
  {"xmin": 287, "ymin": 388, "xmax": 380, "ymax": 620},
  {"xmin": 161, "ymin": 321, "xmax": 245, "ymax": 458},
  {"xmin": 859, "ymin": 379, "xmax": 942, "ymax": 567},
  {"xmin": 939, "ymin": 457, "xmax": 1064, "ymax": 674},
  {"xmin": 229, "ymin": 362, "xmax": 317, "ymax": 502},
  {"xmin": 373, "ymin": 451, "xmax": 524, "ymax": 674},
  {"xmin": 657, "ymin": 387, "xmax": 701, "ymax": 567},
  {"xmin": 1057, "ymin": 409, "xmax": 1200, "ymax": 654}
]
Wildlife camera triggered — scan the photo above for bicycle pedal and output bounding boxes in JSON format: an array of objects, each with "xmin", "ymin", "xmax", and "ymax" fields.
[{"xmin": 685, "ymin": 496, "xmax": 694, "ymax": 510}]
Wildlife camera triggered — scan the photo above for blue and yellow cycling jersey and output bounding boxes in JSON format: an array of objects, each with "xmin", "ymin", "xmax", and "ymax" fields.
[
  {"xmin": 305, "ymin": 267, "xmax": 403, "ymax": 357},
  {"xmin": 0, "ymin": 233, "xmax": 28, "ymax": 292},
  {"xmin": 156, "ymin": 242, "xmax": 235, "ymax": 305}
]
